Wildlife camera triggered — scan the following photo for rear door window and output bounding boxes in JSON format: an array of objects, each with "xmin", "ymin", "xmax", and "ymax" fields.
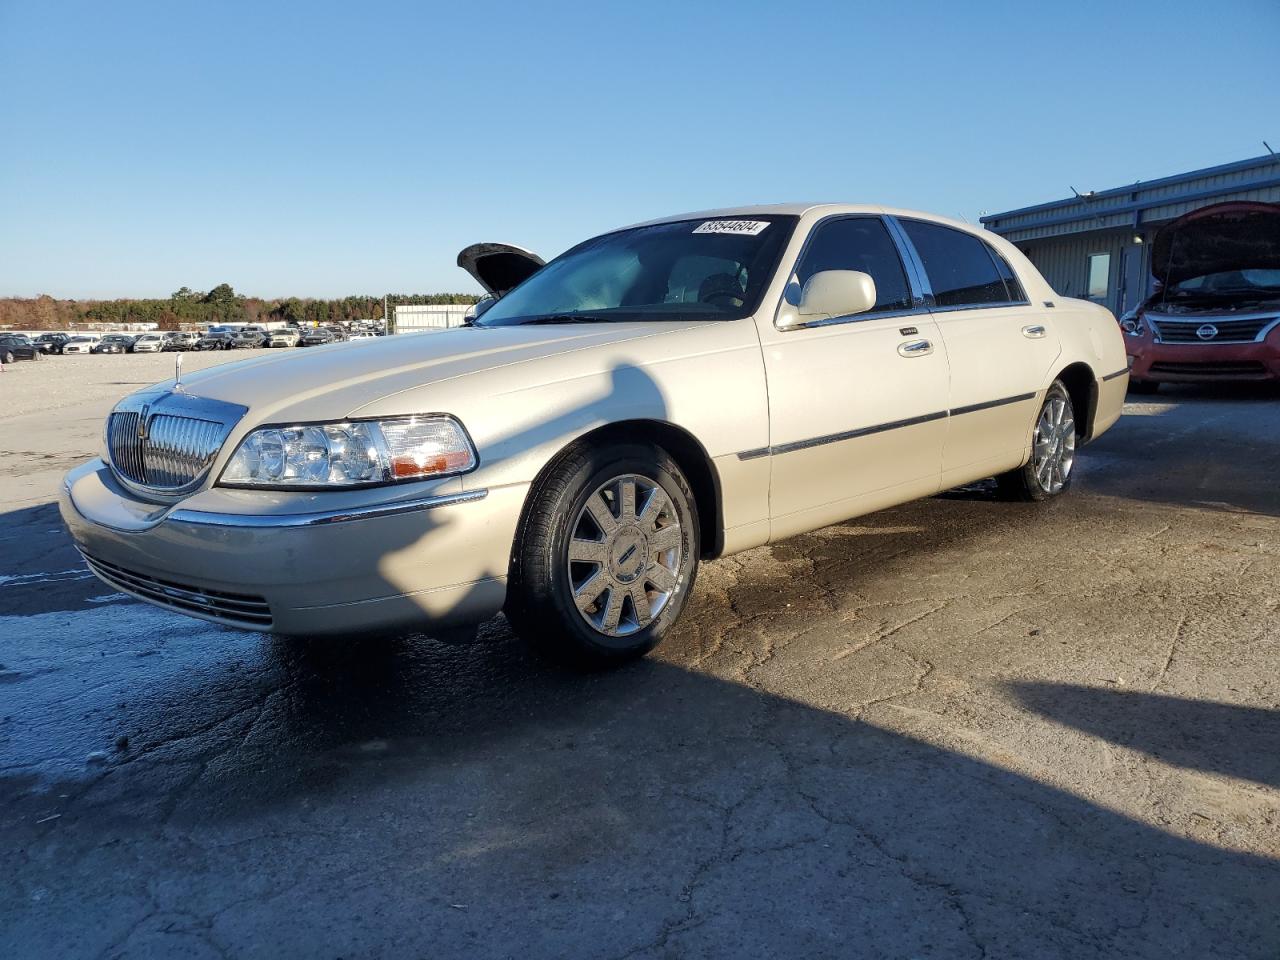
[{"xmin": 901, "ymin": 220, "xmax": 1012, "ymax": 308}]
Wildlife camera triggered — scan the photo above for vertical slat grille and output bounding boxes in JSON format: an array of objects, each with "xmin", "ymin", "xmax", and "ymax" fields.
[{"xmin": 107, "ymin": 412, "xmax": 225, "ymax": 490}]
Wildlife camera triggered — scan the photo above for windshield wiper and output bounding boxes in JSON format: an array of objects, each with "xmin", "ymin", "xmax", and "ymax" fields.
[{"xmin": 522, "ymin": 314, "xmax": 615, "ymax": 325}]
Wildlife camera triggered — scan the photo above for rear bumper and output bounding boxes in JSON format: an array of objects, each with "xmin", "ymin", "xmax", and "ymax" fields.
[
  {"xmin": 1126, "ymin": 339, "xmax": 1280, "ymax": 382},
  {"xmin": 59, "ymin": 459, "xmax": 523, "ymax": 636}
]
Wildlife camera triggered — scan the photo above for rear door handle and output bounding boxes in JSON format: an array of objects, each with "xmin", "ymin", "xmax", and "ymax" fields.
[
  {"xmin": 1022, "ymin": 325, "xmax": 1047, "ymax": 339},
  {"xmin": 897, "ymin": 339, "xmax": 933, "ymax": 358}
]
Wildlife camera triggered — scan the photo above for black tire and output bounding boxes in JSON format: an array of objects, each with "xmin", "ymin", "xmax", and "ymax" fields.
[
  {"xmin": 997, "ymin": 380, "xmax": 1077, "ymax": 502},
  {"xmin": 507, "ymin": 440, "xmax": 700, "ymax": 666},
  {"xmin": 1127, "ymin": 378, "xmax": 1160, "ymax": 395},
  {"xmin": 2, "ymin": 351, "xmax": 13, "ymax": 364}
]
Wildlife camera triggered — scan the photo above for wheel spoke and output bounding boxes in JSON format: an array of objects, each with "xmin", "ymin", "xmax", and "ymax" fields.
[
  {"xmin": 573, "ymin": 570, "xmax": 607, "ymax": 611},
  {"xmin": 638, "ymin": 485, "xmax": 669, "ymax": 528},
  {"xmin": 649, "ymin": 524, "xmax": 682, "ymax": 555},
  {"xmin": 568, "ymin": 538, "xmax": 607, "ymax": 563},
  {"xmin": 618, "ymin": 478, "xmax": 637, "ymax": 522},
  {"xmin": 646, "ymin": 562, "xmax": 677, "ymax": 594},
  {"xmin": 600, "ymin": 587, "xmax": 625, "ymax": 632},
  {"xmin": 629, "ymin": 583, "xmax": 652, "ymax": 626},
  {"xmin": 1037, "ymin": 456, "xmax": 1053, "ymax": 487},
  {"xmin": 585, "ymin": 491, "xmax": 619, "ymax": 536}
]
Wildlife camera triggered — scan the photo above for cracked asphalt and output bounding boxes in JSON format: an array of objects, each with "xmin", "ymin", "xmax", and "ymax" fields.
[{"xmin": 2, "ymin": 358, "xmax": 1278, "ymax": 959}]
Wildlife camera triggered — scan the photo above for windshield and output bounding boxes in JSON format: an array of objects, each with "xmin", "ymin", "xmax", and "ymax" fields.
[
  {"xmin": 478, "ymin": 215, "xmax": 798, "ymax": 326},
  {"xmin": 1168, "ymin": 268, "xmax": 1280, "ymax": 298}
]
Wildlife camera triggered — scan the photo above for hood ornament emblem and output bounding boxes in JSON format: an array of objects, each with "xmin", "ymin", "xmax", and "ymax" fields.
[
  {"xmin": 1196, "ymin": 323, "xmax": 1218, "ymax": 340},
  {"xmin": 138, "ymin": 403, "xmax": 150, "ymax": 440},
  {"xmin": 174, "ymin": 352, "xmax": 185, "ymax": 392}
]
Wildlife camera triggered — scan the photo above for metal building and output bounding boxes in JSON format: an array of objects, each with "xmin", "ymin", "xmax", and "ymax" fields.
[{"xmin": 982, "ymin": 153, "xmax": 1280, "ymax": 318}]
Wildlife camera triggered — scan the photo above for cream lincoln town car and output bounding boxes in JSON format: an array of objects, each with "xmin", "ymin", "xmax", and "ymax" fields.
[{"xmin": 61, "ymin": 205, "xmax": 1128, "ymax": 664}]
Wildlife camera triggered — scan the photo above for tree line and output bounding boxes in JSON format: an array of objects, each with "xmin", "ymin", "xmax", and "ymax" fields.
[{"xmin": 0, "ymin": 286, "xmax": 478, "ymax": 330}]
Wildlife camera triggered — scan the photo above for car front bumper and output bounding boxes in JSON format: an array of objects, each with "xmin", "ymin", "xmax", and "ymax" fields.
[
  {"xmin": 59, "ymin": 460, "xmax": 523, "ymax": 636},
  {"xmin": 1126, "ymin": 337, "xmax": 1280, "ymax": 382}
]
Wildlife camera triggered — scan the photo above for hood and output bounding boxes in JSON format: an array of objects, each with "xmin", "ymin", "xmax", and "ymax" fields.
[
  {"xmin": 1152, "ymin": 201, "xmax": 1280, "ymax": 286},
  {"xmin": 162, "ymin": 323, "xmax": 685, "ymax": 425},
  {"xmin": 457, "ymin": 243, "xmax": 546, "ymax": 297}
]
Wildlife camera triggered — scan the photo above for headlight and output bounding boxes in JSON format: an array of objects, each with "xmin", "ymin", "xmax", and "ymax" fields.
[
  {"xmin": 1120, "ymin": 318, "xmax": 1146, "ymax": 337},
  {"xmin": 219, "ymin": 415, "xmax": 477, "ymax": 488}
]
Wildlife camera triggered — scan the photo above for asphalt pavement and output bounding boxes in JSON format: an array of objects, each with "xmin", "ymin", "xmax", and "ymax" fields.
[{"xmin": 2, "ymin": 370, "xmax": 1278, "ymax": 959}]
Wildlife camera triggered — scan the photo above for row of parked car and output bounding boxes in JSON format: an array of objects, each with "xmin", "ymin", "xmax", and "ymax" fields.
[{"xmin": 3, "ymin": 325, "xmax": 383, "ymax": 361}]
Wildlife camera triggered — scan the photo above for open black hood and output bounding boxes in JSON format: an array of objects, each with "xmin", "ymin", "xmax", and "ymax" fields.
[
  {"xmin": 1152, "ymin": 201, "xmax": 1280, "ymax": 286},
  {"xmin": 456, "ymin": 243, "xmax": 546, "ymax": 298}
]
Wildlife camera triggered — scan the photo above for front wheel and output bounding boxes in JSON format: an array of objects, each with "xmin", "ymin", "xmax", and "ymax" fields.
[
  {"xmin": 997, "ymin": 381, "xmax": 1077, "ymax": 502},
  {"xmin": 507, "ymin": 441, "xmax": 700, "ymax": 666}
]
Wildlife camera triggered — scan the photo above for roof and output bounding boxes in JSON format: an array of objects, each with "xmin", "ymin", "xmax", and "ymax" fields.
[
  {"xmin": 623, "ymin": 203, "xmax": 988, "ymax": 236},
  {"xmin": 982, "ymin": 153, "xmax": 1280, "ymax": 243}
]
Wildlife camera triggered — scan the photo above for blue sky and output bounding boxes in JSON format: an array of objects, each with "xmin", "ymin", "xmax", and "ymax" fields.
[{"xmin": 1, "ymin": 0, "xmax": 1276, "ymax": 299}]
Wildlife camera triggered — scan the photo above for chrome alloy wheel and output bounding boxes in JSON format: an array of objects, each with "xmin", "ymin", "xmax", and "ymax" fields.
[
  {"xmin": 567, "ymin": 474, "xmax": 683, "ymax": 637},
  {"xmin": 1033, "ymin": 392, "xmax": 1076, "ymax": 495}
]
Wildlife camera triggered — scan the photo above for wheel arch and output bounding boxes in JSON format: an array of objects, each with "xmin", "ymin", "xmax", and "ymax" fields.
[
  {"xmin": 1053, "ymin": 361, "xmax": 1099, "ymax": 441},
  {"xmin": 516, "ymin": 419, "xmax": 725, "ymax": 562}
]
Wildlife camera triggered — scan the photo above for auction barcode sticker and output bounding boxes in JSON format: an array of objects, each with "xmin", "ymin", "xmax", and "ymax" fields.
[{"xmin": 692, "ymin": 220, "xmax": 771, "ymax": 236}]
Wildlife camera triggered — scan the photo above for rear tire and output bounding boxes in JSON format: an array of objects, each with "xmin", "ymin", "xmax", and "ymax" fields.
[
  {"xmin": 997, "ymin": 380, "xmax": 1077, "ymax": 502},
  {"xmin": 507, "ymin": 441, "xmax": 700, "ymax": 667},
  {"xmin": 2, "ymin": 351, "xmax": 13, "ymax": 364}
]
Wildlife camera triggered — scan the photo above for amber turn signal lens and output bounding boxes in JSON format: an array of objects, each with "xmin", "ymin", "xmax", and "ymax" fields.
[{"xmin": 391, "ymin": 449, "xmax": 473, "ymax": 478}]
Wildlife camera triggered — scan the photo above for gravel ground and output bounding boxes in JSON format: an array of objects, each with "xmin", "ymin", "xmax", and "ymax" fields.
[
  {"xmin": 1, "ymin": 364, "xmax": 1278, "ymax": 958},
  {"xmin": 0, "ymin": 350, "xmax": 261, "ymax": 509},
  {"xmin": 0, "ymin": 349, "xmax": 260, "ymax": 420}
]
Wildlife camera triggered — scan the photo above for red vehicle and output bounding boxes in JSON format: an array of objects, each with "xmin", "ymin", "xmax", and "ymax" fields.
[{"xmin": 1123, "ymin": 201, "xmax": 1280, "ymax": 392}]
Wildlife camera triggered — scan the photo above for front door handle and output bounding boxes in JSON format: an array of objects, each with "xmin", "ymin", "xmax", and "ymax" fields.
[
  {"xmin": 897, "ymin": 339, "xmax": 933, "ymax": 358},
  {"xmin": 1022, "ymin": 325, "xmax": 1047, "ymax": 339}
]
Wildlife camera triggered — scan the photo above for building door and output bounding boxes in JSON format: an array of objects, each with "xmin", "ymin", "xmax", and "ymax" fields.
[{"xmin": 1119, "ymin": 244, "xmax": 1148, "ymax": 316}]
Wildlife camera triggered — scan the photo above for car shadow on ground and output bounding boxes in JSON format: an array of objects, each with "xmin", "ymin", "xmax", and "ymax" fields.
[
  {"xmin": 3, "ymin": 620, "xmax": 1278, "ymax": 958},
  {"xmin": 1009, "ymin": 681, "xmax": 1280, "ymax": 789}
]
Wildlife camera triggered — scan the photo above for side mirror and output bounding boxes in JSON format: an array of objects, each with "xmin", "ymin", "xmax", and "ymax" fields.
[
  {"xmin": 800, "ymin": 270, "xmax": 877, "ymax": 320},
  {"xmin": 776, "ymin": 270, "xmax": 878, "ymax": 329}
]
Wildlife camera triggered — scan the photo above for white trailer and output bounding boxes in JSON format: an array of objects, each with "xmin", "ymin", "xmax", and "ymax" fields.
[{"xmin": 394, "ymin": 304, "xmax": 470, "ymax": 333}]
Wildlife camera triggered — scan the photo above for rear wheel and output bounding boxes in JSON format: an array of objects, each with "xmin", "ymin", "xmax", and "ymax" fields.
[
  {"xmin": 2, "ymin": 350, "xmax": 13, "ymax": 364},
  {"xmin": 507, "ymin": 441, "xmax": 700, "ymax": 666},
  {"xmin": 997, "ymin": 381, "xmax": 1077, "ymax": 502}
]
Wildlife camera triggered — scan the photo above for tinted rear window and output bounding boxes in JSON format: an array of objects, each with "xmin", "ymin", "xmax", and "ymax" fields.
[{"xmin": 901, "ymin": 220, "xmax": 1012, "ymax": 307}]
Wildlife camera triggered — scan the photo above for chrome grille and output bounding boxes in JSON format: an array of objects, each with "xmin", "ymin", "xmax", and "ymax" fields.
[
  {"xmin": 80, "ymin": 549, "xmax": 274, "ymax": 628},
  {"xmin": 108, "ymin": 412, "xmax": 224, "ymax": 489},
  {"xmin": 1149, "ymin": 315, "xmax": 1277, "ymax": 343},
  {"xmin": 105, "ymin": 391, "xmax": 246, "ymax": 495}
]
